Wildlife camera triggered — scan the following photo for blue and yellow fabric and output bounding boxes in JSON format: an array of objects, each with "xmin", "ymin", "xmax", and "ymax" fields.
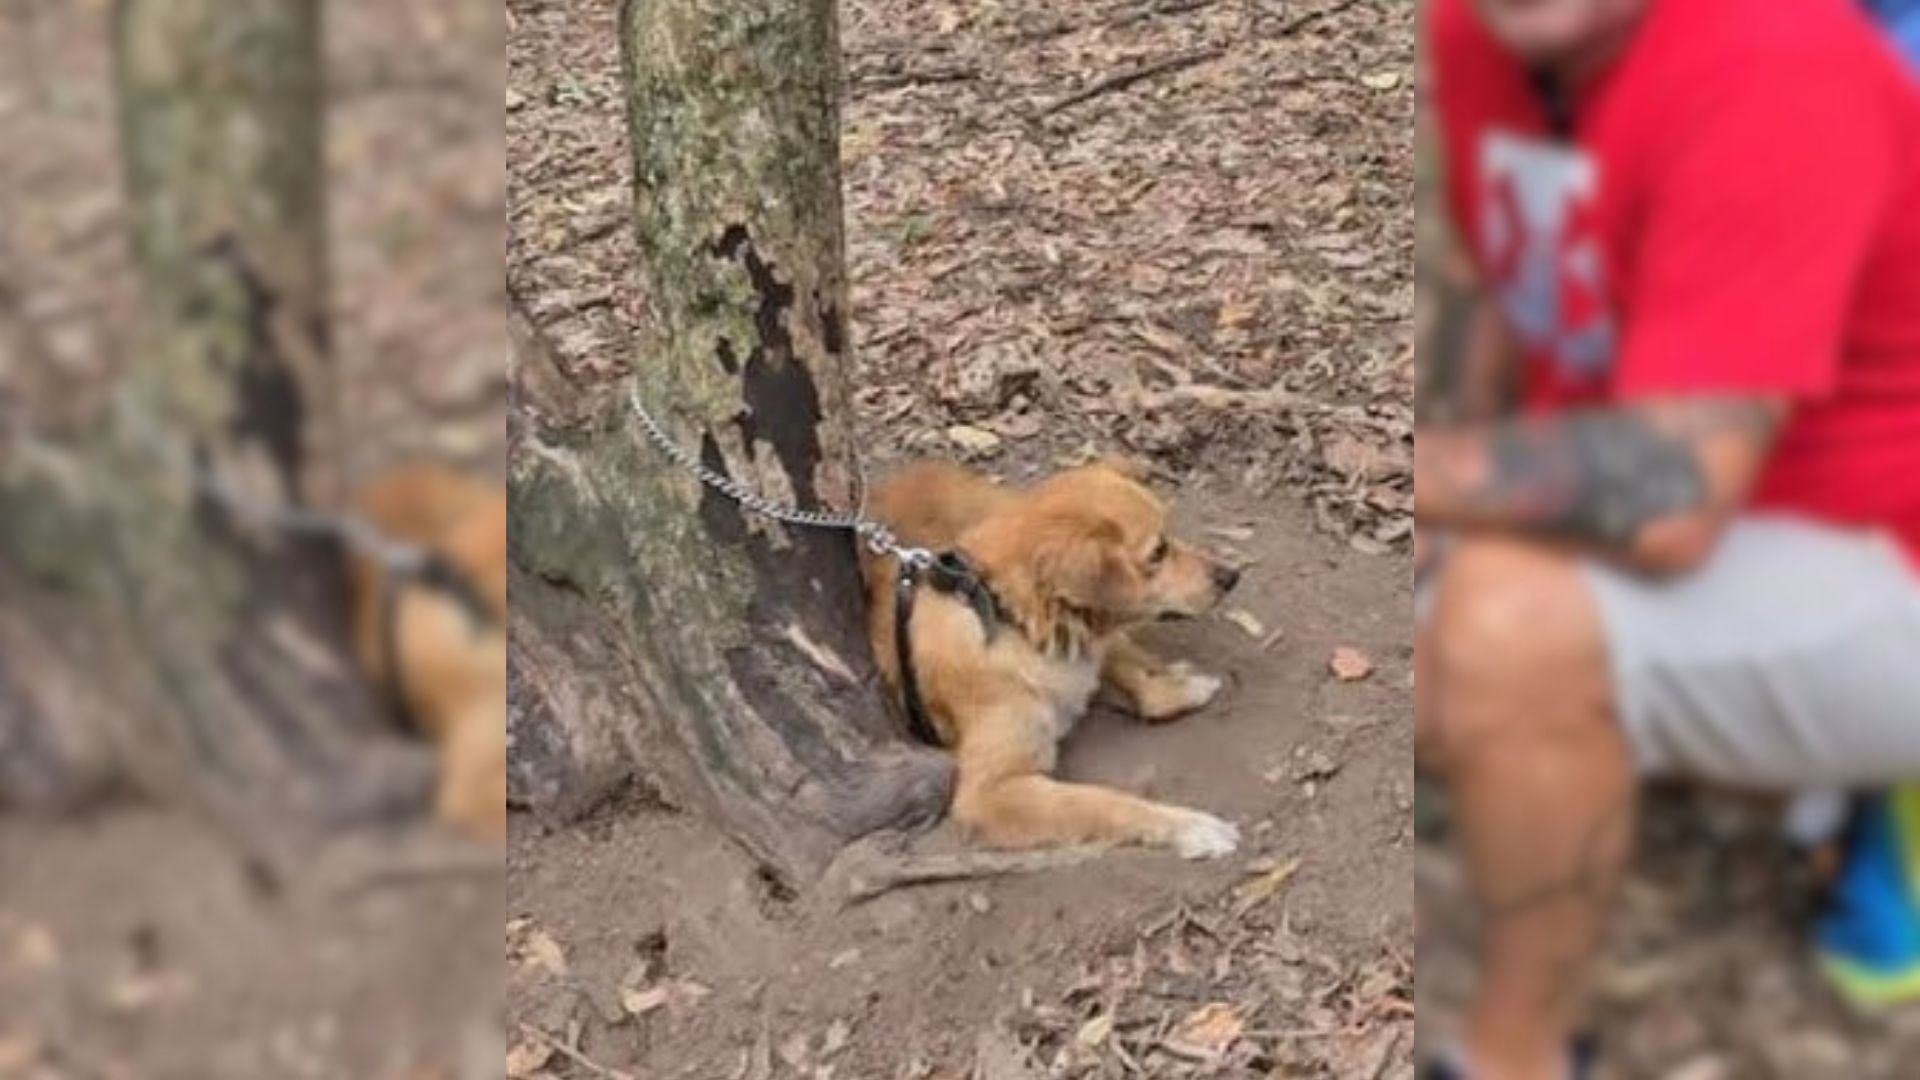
[{"xmin": 1817, "ymin": 786, "xmax": 1920, "ymax": 1009}]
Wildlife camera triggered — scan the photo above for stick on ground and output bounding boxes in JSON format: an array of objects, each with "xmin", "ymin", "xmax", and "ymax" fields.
[{"xmin": 837, "ymin": 844, "xmax": 1113, "ymax": 902}]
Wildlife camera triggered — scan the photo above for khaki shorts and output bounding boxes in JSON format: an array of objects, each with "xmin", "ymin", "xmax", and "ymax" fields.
[{"xmin": 1423, "ymin": 517, "xmax": 1920, "ymax": 789}]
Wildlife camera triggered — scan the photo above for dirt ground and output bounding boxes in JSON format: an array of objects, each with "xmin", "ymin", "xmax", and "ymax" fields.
[
  {"xmin": 0, "ymin": 1, "xmax": 506, "ymax": 1077},
  {"xmin": 506, "ymin": 0, "xmax": 1413, "ymax": 1076}
]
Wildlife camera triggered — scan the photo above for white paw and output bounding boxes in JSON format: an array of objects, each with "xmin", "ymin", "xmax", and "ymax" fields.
[
  {"xmin": 1171, "ymin": 811, "xmax": 1240, "ymax": 860},
  {"xmin": 1179, "ymin": 671, "xmax": 1225, "ymax": 710}
]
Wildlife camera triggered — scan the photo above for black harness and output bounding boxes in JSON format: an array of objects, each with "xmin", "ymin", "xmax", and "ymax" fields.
[
  {"xmin": 892, "ymin": 550, "xmax": 1009, "ymax": 746},
  {"xmin": 379, "ymin": 552, "xmax": 498, "ymax": 729}
]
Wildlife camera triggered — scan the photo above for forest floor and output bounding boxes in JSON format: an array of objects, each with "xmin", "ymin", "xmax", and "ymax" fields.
[
  {"xmin": 505, "ymin": 0, "xmax": 1414, "ymax": 1077},
  {"xmin": 0, "ymin": 1, "xmax": 506, "ymax": 1077}
]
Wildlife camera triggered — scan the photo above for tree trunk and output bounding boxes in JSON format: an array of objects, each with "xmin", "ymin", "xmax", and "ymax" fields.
[
  {"xmin": 507, "ymin": 0, "xmax": 951, "ymax": 885},
  {"xmin": 0, "ymin": 0, "xmax": 434, "ymax": 858}
]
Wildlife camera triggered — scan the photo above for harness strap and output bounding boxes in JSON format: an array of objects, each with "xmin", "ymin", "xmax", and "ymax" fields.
[
  {"xmin": 893, "ymin": 550, "xmax": 1007, "ymax": 747},
  {"xmin": 380, "ymin": 553, "xmax": 498, "ymax": 729}
]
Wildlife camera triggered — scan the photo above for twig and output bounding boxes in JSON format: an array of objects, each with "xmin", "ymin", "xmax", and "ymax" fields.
[
  {"xmin": 319, "ymin": 832, "xmax": 504, "ymax": 900},
  {"xmin": 1111, "ymin": 0, "xmax": 1224, "ymax": 30},
  {"xmin": 1015, "ymin": 0, "xmax": 1223, "ymax": 43},
  {"xmin": 851, "ymin": 64, "xmax": 981, "ymax": 92},
  {"xmin": 838, "ymin": 844, "xmax": 1112, "ymax": 902},
  {"xmin": 1042, "ymin": 46, "xmax": 1226, "ymax": 115},
  {"xmin": 1268, "ymin": 0, "xmax": 1365, "ymax": 39},
  {"xmin": 518, "ymin": 1024, "xmax": 641, "ymax": 1080}
]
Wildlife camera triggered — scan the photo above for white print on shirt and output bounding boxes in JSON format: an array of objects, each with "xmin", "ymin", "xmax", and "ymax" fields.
[{"xmin": 1477, "ymin": 129, "xmax": 1617, "ymax": 380}]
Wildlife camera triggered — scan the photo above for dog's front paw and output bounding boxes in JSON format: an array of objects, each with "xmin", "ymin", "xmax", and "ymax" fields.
[
  {"xmin": 1175, "ymin": 669, "xmax": 1224, "ymax": 710},
  {"xmin": 1137, "ymin": 665, "xmax": 1225, "ymax": 721},
  {"xmin": 1169, "ymin": 810, "xmax": 1240, "ymax": 860}
]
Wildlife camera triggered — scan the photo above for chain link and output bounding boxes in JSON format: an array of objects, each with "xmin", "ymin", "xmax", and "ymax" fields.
[
  {"xmin": 625, "ymin": 380, "xmax": 930, "ymax": 568},
  {"xmin": 192, "ymin": 470, "xmax": 436, "ymax": 576}
]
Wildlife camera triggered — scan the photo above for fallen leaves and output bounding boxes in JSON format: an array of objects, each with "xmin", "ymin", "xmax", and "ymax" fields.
[
  {"xmin": 1328, "ymin": 645, "xmax": 1374, "ymax": 682},
  {"xmin": 1222, "ymin": 607, "xmax": 1265, "ymax": 638},
  {"xmin": 504, "ymin": 1038, "xmax": 554, "ymax": 1079},
  {"xmin": 1231, "ymin": 856, "xmax": 1302, "ymax": 918},
  {"xmin": 944, "ymin": 423, "xmax": 1003, "ymax": 456},
  {"xmin": 1164, "ymin": 1002, "xmax": 1244, "ymax": 1061},
  {"xmin": 520, "ymin": 929, "xmax": 568, "ymax": 979}
]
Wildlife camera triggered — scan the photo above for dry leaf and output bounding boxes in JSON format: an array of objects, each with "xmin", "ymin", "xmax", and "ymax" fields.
[
  {"xmin": 1215, "ymin": 303, "xmax": 1257, "ymax": 330},
  {"xmin": 822, "ymin": 1019, "xmax": 851, "ymax": 1058},
  {"xmin": 1223, "ymin": 608, "xmax": 1265, "ymax": 638},
  {"xmin": 675, "ymin": 979, "xmax": 712, "ymax": 1003},
  {"xmin": 778, "ymin": 1031, "xmax": 811, "ymax": 1070},
  {"xmin": 1075, "ymin": 1013, "xmax": 1114, "ymax": 1049},
  {"xmin": 621, "ymin": 985, "xmax": 670, "ymax": 1017},
  {"xmin": 1165, "ymin": 1002, "xmax": 1243, "ymax": 1060},
  {"xmin": 505, "ymin": 1039, "xmax": 554, "ymax": 1078},
  {"xmin": 1232, "ymin": 856, "xmax": 1301, "ymax": 916},
  {"xmin": 945, "ymin": 424, "xmax": 1002, "ymax": 455},
  {"xmin": 1360, "ymin": 69, "xmax": 1403, "ymax": 91},
  {"xmin": 522, "ymin": 930, "xmax": 568, "ymax": 978},
  {"xmin": 1328, "ymin": 646, "xmax": 1374, "ymax": 682},
  {"xmin": 104, "ymin": 970, "xmax": 194, "ymax": 1013}
]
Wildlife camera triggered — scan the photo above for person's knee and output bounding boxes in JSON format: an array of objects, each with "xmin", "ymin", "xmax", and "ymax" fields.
[{"xmin": 1427, "ymin": 538, "xmax": 1609, "ymax": 752}]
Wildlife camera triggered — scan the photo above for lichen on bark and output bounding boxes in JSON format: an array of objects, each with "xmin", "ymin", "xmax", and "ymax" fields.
[{"xmin": 505, "ymin": 0, "xmax": 949, "ymax": 884}]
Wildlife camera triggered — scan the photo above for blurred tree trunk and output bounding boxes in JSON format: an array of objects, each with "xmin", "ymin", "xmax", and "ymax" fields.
[
  {"xmin": 0, "ymin": 0, "xmax": 432, "ymax": 855},
  {"xmin": 507, "ymin": 0, "xmax": 950, "ymax": 886}
]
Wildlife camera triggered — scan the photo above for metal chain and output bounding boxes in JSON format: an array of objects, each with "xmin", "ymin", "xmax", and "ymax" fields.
[
  {"xmin": 625, "ymin": 379, "xmax": 930, "ymax": 568},
  {"xmin": 192, "ymin": 469, "xmax": 436, "ymax": 577}
]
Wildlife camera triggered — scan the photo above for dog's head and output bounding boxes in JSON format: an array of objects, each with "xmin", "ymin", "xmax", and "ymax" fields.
[{"xmin": 965, "ymin": 458, "xmax": 1239, "ymax": 642}]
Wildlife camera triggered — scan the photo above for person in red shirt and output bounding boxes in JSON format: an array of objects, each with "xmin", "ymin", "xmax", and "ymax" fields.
[{"xmin": 1417, "ymin": 0, "xmax": 1920, "ymax": 1076}]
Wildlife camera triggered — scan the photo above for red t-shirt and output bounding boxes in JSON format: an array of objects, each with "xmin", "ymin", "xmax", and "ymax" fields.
[{"xmin": 1431, "ymin": 0, "xmax": 1920, "ymax": 567}]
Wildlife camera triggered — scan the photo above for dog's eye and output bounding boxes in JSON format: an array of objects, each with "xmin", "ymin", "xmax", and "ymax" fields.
[{"xmin": 1148, "ymin": 539, "xmax": 1169, "ymax": 565}]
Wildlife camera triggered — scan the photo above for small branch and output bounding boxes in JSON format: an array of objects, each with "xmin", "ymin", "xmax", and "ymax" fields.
[
  {"xmin": 850, "ymin": 63, "xmax": 981, "ymax": 92},
  {"xmin": 836, "ymin": 844, "xmax": 1112, "ymax": 902},
  {"xmin": 1042, "ymin": 46, "xmax": 1226, "ymax": 116},
  {"xmin": 1268, "ymin": 0, "xmax": 1365, "ymax": 39},
  {"xmin": 1112, "ymin": 0, "xmax": 1223, "ymax": 29},
  {"xmin": 1013, "ymin": 0, "xmax": 1224, "ymax": 43},
  {"xmin": 517, "ymin": 1024, "xmax": 641, "ymax": 1080},
  {"xmin": 317, "ymin": 829, "xmax": 502, "ymax": 900}
]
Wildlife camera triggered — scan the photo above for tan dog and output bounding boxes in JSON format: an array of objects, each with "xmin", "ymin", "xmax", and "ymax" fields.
[
  {"xmin": 347, "ymin": 462, "xmax": 507, "ymax": 844},
  {"xmin": 861, "ymin": 459, "xmax": 1243, "ymax": 858}
]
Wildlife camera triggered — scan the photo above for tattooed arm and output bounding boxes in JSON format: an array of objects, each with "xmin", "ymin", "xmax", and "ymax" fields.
[{"xmin": 1416, "ymin": 397, "xmax": 1786, "ymax": 574}]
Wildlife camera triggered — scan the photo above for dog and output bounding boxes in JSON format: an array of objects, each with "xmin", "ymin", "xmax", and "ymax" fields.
[
  {"xmin": 860, "ymin": 458, "xmax": 1243, "ymax": 859},
  {"xmin": 347, "ymin": 462, "xmax": 507, "ymax": 844}
]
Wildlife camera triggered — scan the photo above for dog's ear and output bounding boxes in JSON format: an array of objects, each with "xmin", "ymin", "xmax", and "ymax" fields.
[{"xmin": 1037, "ymin": 520, "xmax": 1142, "ymax": 613}]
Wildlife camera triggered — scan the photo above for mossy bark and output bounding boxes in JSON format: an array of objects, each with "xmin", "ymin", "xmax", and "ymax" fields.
[
  {"xmin": 507, "ymin": 0, "xmax": 950, "ymax": 884},
  {"xmin": 0, "ymin": 0, "xmax": 433, "ymax": 851}
]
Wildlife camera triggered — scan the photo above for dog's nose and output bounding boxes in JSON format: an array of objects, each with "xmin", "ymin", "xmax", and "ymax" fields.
[{"xmin": 1212, "ymin": 564, "xmax": 1241, "ymax": 593}]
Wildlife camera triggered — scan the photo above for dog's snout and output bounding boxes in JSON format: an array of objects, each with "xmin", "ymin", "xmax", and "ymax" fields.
[{"xmin": 1211, "ymin": 563, "xmax": 1241, "ymax": 593}]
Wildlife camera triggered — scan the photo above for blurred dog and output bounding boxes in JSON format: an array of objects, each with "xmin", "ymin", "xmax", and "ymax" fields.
[
  {"xmin": 347, "ymin": 463, "xmax": 506, "ymax": 844},
  {"xmin": 861, "ymin": 459, "xmax": 1243, "ymax": 858}
]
